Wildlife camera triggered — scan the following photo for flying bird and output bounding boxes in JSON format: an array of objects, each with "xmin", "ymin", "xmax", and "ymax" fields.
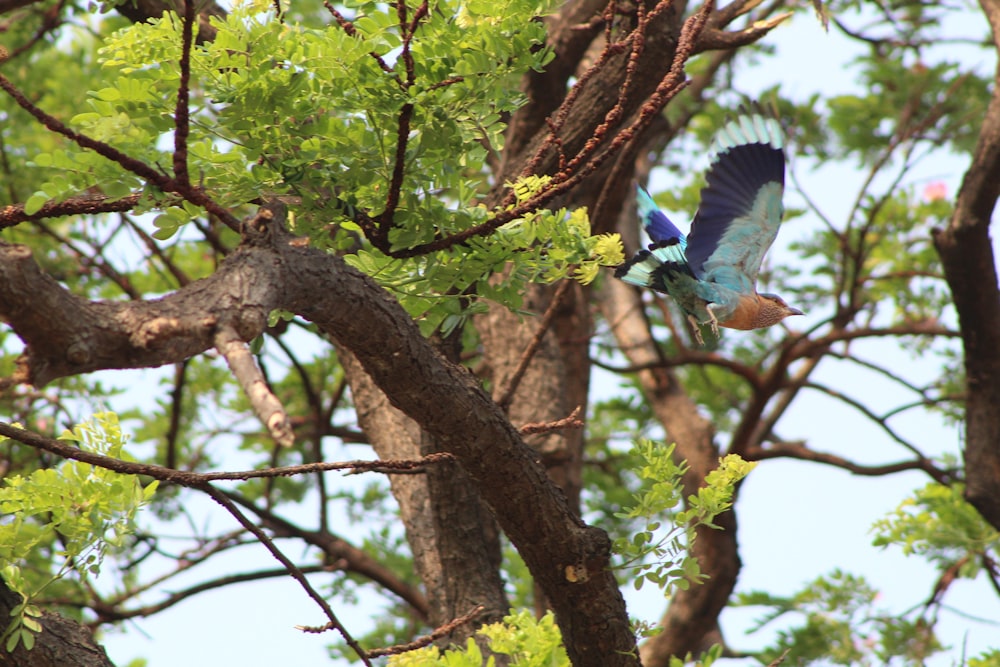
[{"xmin": 615, "ymin": 109, "xmax": 802, "ymax": 344}]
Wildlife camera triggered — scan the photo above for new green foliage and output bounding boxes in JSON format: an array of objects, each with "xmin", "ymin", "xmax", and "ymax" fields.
[
  {"xmin": 0, "ymin": 413, "xmax": 157, "ymax": 651},
  {"xmin": 873, "ymin": 479, "xmax": 1000, "ymax": 576},
  {"xmin": 384, "ymin": 610, "xmax": 724, "ymax": 667},
  {"xmin": 613, "ymin": 441, "xmax": 754, "ymax": 596}
]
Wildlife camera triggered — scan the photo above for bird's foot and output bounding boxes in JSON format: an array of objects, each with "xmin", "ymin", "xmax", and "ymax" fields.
[
  {"xmin": 686, "ymin": 312, "xmax": 721, "ymax": 346},
  {"xmin": 702, "ymin": 306, "xmax": 721, "ymax": 337},
  {"xmin": 686, "ymin": 315, "xmax": 706, "ymax": 346}
]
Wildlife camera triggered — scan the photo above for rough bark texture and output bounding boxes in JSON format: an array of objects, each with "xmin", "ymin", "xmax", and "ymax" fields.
[
  {"xmin": 477, "ymin": 283, "xmax": 585, "ymax": 512},
  {"xmin": 338, "ymin": 348, "xmax": 509, "ymax": 642},
  {"xmin": 0, "ymin": 210, "xmax": 639, "ymax": 666},
  {"xmin": 0, "ymin": 579, "xmax": 114, "ymax": 667},
  {"xmin": 932, "ymin": 0, "xmax": 1000, "ymax": 532},
  {"xmin": 493, "ymin": 0, "xmax": 686, "ymax": 190}
]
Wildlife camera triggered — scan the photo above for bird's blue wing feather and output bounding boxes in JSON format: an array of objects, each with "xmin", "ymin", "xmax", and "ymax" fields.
[
  {"xmin": 636, "ymin": 185, "xmax": 686, "ymax": 248},
  {"xmin": 685, "ymin": 113, "xmax": 785, "ymax": 293},
  {"xmin": 614, "ymin": 238, "xmax": 694, "ymax": 293}
]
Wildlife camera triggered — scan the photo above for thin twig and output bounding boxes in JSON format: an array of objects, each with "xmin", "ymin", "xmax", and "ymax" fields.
[
  {"xmin": 122, "ymin": 213, "xmax": 193, "ymax": 287},
  {"xmin": 5, "ymin": 0, "xmax": 66, "ymax": 61},
  {"xmin": 165, "ymin": 360, "xmax": 188, "ymax": 469},
  {"xmin": 520, "ymin": 406, "xmax": 585, "ymax": 435},
  {"xmin": 364, "ymin": 605, "xmax": 486, "ymax": 657},
  {"xmin": 0, "ymin": 421, "xmax": 454, "ymax": 483},
  {"xmin": 744, "ymin": 442, "xmax": 951, "ymax": 483},
  {"xmin": 173, "ymin": 0, "xmax": 195, "ymax": 187},
  {"xmin": 0, "ymin": 73, "xmax": 241, "ymax": 229},
  {"xmin": 202, "ymin": 486, "xmax": 374, "ymax": 666},
  {"xmin": 323, "ymin": 1, "xmax": 396, "ymax": 75}
]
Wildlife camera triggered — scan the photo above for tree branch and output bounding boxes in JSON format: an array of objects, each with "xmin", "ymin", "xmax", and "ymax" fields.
[
  {"xmin": 744, "ymin": 442, "xmax": 952, "ymax": 482},
  {"xmin": 0, "ymin": 207, "xmax": 639, "ymax": 666},
  {"xmin": 931, "ymin": 0, "xmax": 1000, "ymax": 531},
  {"xmin": 0, "ymin": 193, "xmax": 142, "ymax": 230},
  {"xmin": 214, "ymin": 324, "xmax": 295, "ymax": 447}
]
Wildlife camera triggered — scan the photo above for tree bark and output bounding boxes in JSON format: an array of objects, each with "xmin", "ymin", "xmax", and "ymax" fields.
[
  {"xmin": 477, "ymin": 282, "xmax": 587, "ymax": 514},
  {"xmin": 0, "ymin": 578, "xmax": 114, "ymax": 667},
  {"xmin": 932, "ymin": 0, "xmax": 1000, "ymax": 532},
  {"xmin": 338, "ymin": 348, "xmax": 509, "ymax": 641}
]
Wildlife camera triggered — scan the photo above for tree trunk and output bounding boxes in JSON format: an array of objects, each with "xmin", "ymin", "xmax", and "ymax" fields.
[
  {"xmin": 338, "ymin": 347, "xmax": 509, "ymax": 641},
  {"xmin": 933, "ymin": 0, "xmax": 1000, "ymax": 532}
]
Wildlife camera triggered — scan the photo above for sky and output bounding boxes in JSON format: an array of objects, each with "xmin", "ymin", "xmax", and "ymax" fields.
[{"xmin": 37, "ymin": 3, "xmax": 1000, "ymax": 666}]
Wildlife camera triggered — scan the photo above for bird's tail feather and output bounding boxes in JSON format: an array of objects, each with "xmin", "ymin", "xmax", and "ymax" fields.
[{"xmin": 614, "ymin": 239, "xmax": 695, "ymax": 289}]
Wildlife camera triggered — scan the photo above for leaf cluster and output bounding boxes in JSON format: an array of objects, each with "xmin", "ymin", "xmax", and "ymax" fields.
[
  {"xmin": 613, "ymin": 442, "xmax": 754, "ymax": 595},
  {"xmin": 872, "ymin": 481, "xmax": 1000, "ymax": 571},
  {"xmin": 738, "ymin": 569, "xmax": 943, "ymax": 666},
  {"xmin": 0, "ymin": 412, "xmax": 157, "ymax": 651}
]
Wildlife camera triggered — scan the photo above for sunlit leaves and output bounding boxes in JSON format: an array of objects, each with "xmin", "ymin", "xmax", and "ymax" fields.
[
  {"xmin": 345, "ymin": 198, "xmax": 622, "ymax": 336},
  {"xmin": 388, "ymin": 611, "xmax": 570, "ymax": 667},
  {"xmin": 613, "ymin": 442, "xmax": 754, "ymax": 595},
  {"xmin": 0, "ymin": 413, "xmax": 157, "ymax": 651},
  {"xmin": 872, "ymin": 481, "xmax": 1000, "ymax": 570}
]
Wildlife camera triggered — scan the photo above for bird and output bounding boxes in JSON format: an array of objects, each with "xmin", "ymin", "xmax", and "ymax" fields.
[{"xmin": 615, "ymin": 108, "xmax": 802, "ymax": 344}]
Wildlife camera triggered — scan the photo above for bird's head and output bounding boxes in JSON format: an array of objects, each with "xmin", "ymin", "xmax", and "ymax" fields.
[{"xmin": 755, "ymin": 293, "xmax": 803, "ymax": 328}]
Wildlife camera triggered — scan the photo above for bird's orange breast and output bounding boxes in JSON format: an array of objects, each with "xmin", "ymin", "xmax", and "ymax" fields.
[{"xmin": 719, "ymin": 294, "xmax": 762, "ymax": 330}]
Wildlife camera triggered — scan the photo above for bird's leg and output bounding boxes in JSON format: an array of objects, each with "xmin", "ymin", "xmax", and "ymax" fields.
[
  {"xmin": 686, "ymin": 314, "xmax": 706, "ymax": 346},
  {"xmin": 702, "ymin": 306, "xmax": 721, "ymax": 337}
]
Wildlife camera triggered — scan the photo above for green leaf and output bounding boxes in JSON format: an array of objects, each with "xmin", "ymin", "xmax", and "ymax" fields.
[{"xmin": 23, "ymin": 193, "xmax": 49, "ymax": 216}]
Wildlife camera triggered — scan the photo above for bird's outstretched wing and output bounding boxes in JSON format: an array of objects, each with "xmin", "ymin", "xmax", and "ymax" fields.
[
  {"xmin": 685, "ymin": 112, "xmax": 785, "ymax": 294},
  {"xmin": 636, "ymin": 186, "xmax": 686, "ymax": 247}
]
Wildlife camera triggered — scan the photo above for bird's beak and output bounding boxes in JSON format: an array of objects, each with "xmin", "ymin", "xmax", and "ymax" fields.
[{"xmin": 788, "ymin": 307, "xmax": 804, "ymax": 316}]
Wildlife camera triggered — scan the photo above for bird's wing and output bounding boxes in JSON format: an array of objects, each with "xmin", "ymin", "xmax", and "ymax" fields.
[
  {"xmin": 636, "ymin": 185, "xmax": 686, "ymax": 248},
  {"xmin": 684, "ymin": 113, "xmax": 785, "ymax": 293},
  {"xmin": 614, "ymin": 238, "xmax": 694, "ymax": 293}
]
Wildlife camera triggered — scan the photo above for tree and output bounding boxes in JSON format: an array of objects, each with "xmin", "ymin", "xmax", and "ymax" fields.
[{"xmin": 1, "ymin": 0, "xmax": 999, "ymax": 665}]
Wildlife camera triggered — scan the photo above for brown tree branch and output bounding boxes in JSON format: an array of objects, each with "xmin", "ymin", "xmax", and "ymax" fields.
[
  {"xmin": 336, "ymin": 347, "xmax": 509, "ymax": 645},
  {"xmin": 366, "ymin": 605, "xmax": 486, "ymax": 658},
  {"xmin": 496, "ymin": 279, "xmax": 573, "ymax": 410},
  {"xmin": 214, "ymin": 324, "xmax": 295, "ymax": 447},
  {"xmin": 0, "ymin": 422, "xmax": 454, "ymax": 483},
  {"xmin": 200, "ymin": 486, "xmax": 373, "ymax": 666},
  {"xmin": 0, "ymin": 193, "xmax": 142, "ymax": 230},
  {"xmin": 113, "ymin": 0, "xmax": 226, "ymax": 45},
  {"xmin": 744, "ymin": 442, "xmax": 952, "ymax": 482},
  {"xmin": 0, "ymin": 207, "xmax": 639, "ymax": 665},
  {"xmin": 696, "ymin": 11, "xmax": 791, "ymax": 52},
  {"xmin": 0, "ymin": 73, "xmax": 240, "ymax": 230},
  {"xmin": 76, "ymin": 565, "xmax": 334, "ymax": 624},
  {"xmin": 519, "ymin": 406, "xmax": 585, "ymax": 435},
  {"xmin": 172, "ymin": 0, "xmax": 195, "ymax": 188},
  {"xmin": 223, "ymin": 490, "xmax": 432, "ymax": 620}
]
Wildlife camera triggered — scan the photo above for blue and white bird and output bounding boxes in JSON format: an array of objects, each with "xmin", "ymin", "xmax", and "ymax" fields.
[{"xmin": 615, "ymin": 109, "xmax": 802, "ymax": 343}]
